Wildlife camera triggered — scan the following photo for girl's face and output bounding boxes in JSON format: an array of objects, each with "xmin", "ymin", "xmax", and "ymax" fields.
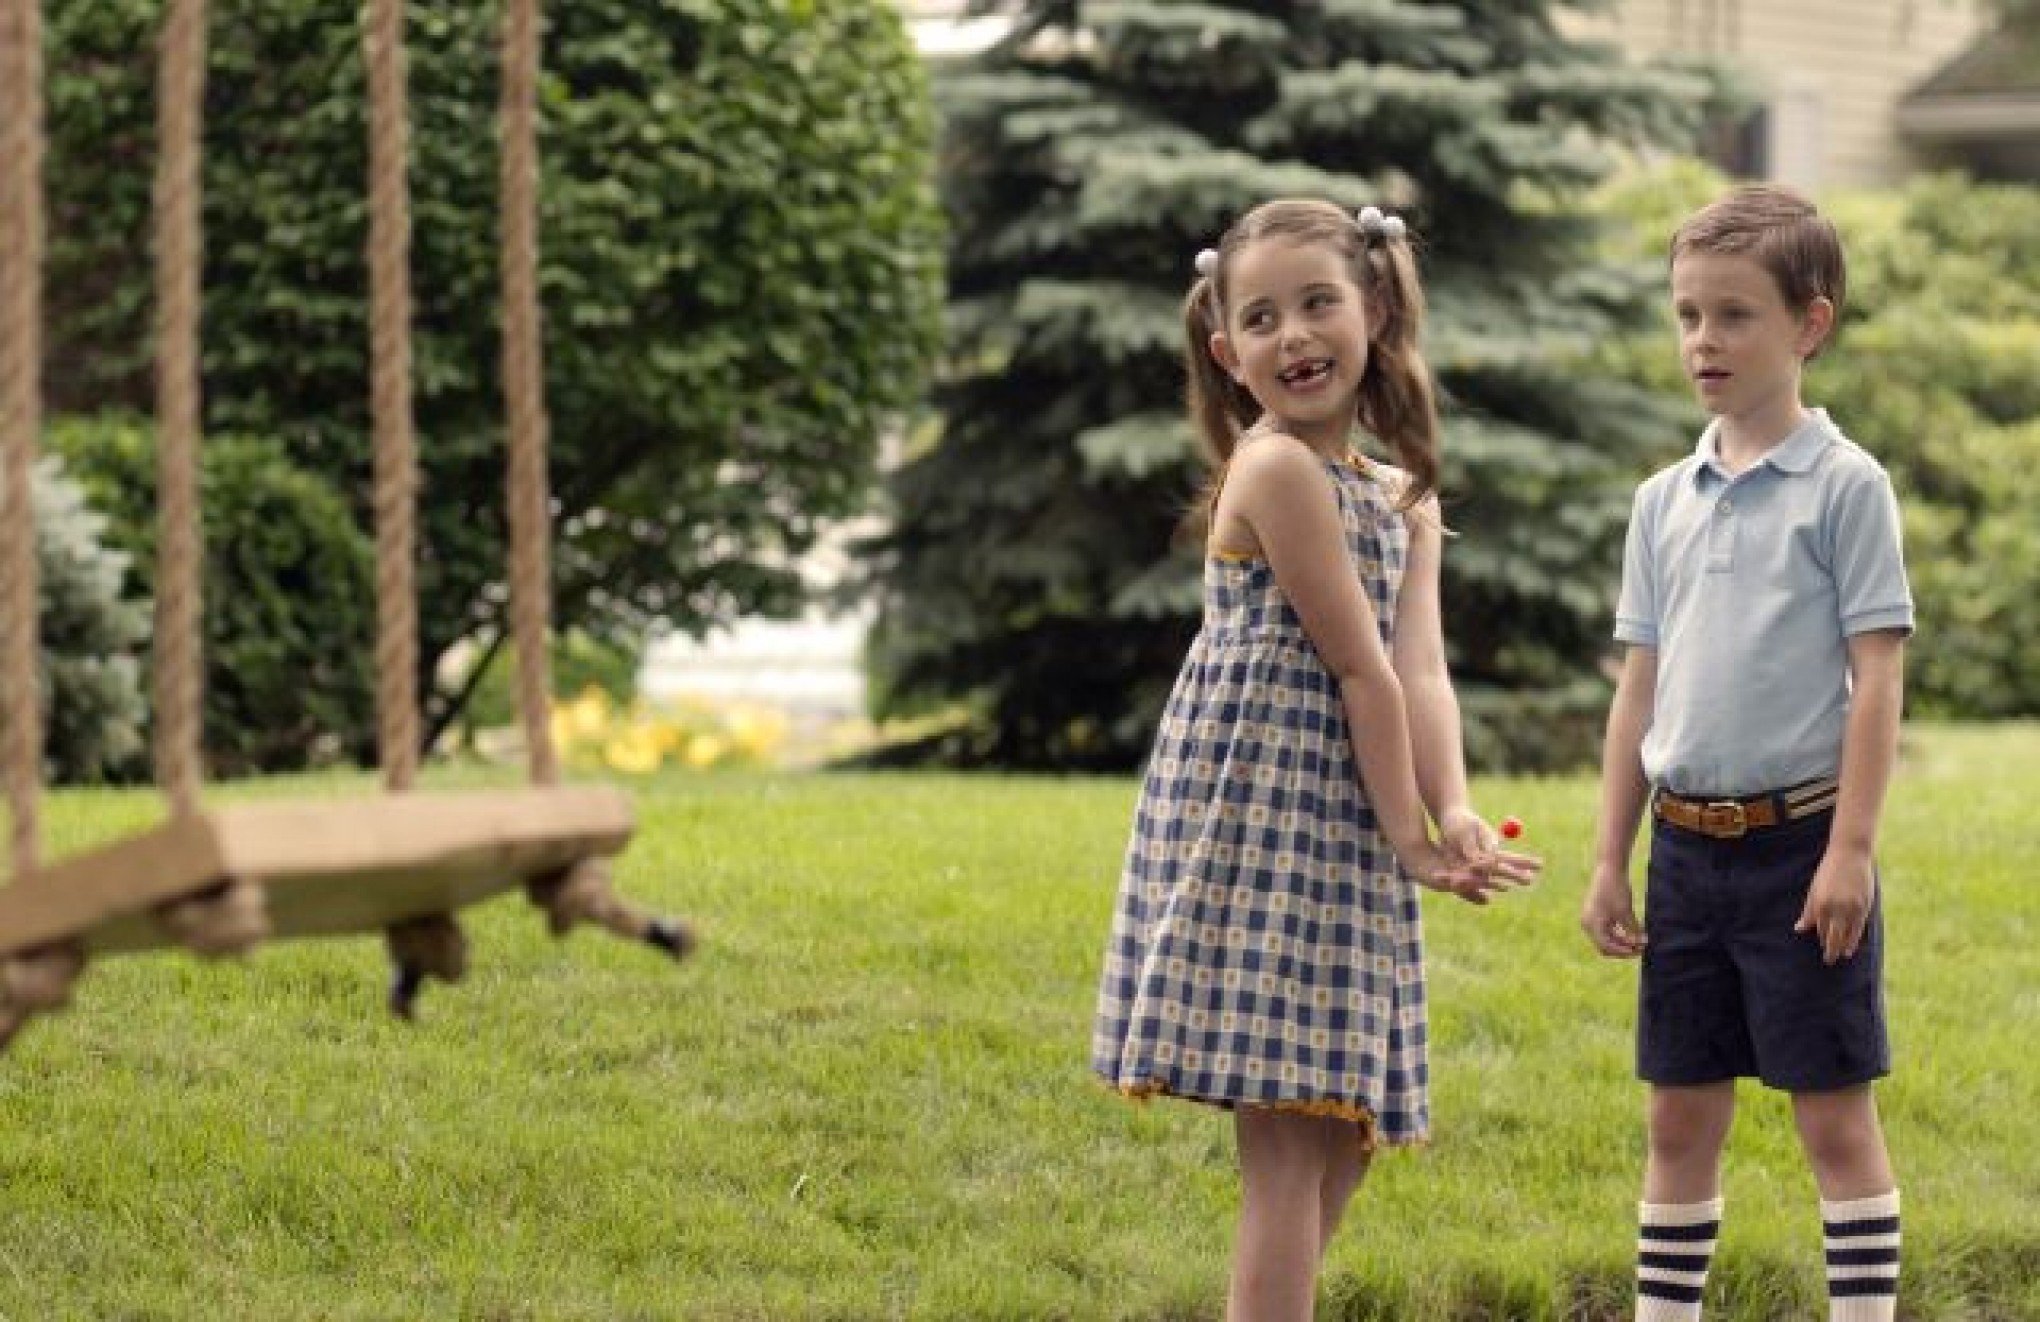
[
  {"xmin": 1670, "ymin": 251, "xmax": 1832, "ymax": 429},
  {"xmin": 1210, "ymin": 238, "xmax": 1378, "ymax": 450}
]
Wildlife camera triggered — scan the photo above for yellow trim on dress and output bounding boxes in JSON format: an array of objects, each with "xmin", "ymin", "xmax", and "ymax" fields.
[
  {"xmin": 1204, "ymin": 447, "xmax": 1390, "ymax": 564},
  {"xmin": 1112, "ymin": 1079, "xmax": 1394, "ymax": 1155}
]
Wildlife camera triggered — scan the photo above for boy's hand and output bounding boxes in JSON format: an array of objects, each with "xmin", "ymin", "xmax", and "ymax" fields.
[
  {"xmin": 1795, "ymin": 846, "xmax": 1876, "ymax": 964},
  {"xmin": 1581, "ymin": 866, "xmax": 1646, "ymax": 957}
]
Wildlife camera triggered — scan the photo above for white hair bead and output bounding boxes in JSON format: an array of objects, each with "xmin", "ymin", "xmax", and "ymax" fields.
[
  {"xmin": 1356, "ymin": 205, "xmax": 1406, "ymax": 243},
  {"xmin": 1193, "ymin": 248, "xmax": 1219, "ymax": 277}
]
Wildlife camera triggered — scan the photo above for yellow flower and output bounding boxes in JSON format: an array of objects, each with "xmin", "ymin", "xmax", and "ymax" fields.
[
  {"xmin": 682, "ymin": 733, "xmax": 728, "ymax": 769},
  {"xmin": 647, "ymin": 717, "xmax": 686, "ymax": 754},
  {"xmin": 603, "ymin": 726, "xmax": 663, "ymax": 776},
  {"xmin": 724, "ymin": 704, "xmax": 789, "ymax": 760},
  {"xmin": 549, "ymin": 687, "xmax": 612, "ymax": 746}
]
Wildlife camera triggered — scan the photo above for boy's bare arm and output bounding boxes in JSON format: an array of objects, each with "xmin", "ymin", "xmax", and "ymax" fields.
[
  {"xmin": 1582, "ymin": 646, "xmax": 1656, "ymax": 957},
  {"xmin": 1796, "ymin": 630, "xmax": 1905, "ymax": 963},
  {"xmin": 1829, "ymin": 631, "xmax": 1905, "ymax": 856}
]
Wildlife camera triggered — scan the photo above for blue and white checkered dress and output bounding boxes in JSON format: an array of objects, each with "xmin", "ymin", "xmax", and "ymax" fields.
[{"xmin": 1091, "ymin": 454, "xmax": 1427, "ymax": 1148}]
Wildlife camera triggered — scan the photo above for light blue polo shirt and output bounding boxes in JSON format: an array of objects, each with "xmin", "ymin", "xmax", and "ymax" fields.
[{"xmin": 1615, "ymin": 408, "xmax": 1913, "ymax": 796}]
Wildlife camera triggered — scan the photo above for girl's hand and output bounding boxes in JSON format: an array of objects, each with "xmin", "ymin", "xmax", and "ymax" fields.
[
  {"xmin": 1436, "ymin": 806, "xmax": 1543, "ymax": 898},
  {"xmin": 1401, "ymin": 838, "xmax": 1535, "ymax": 906},
  {"xmin": 1437, "ymin": 805, "xmax": 1497, "ymax": 871}
]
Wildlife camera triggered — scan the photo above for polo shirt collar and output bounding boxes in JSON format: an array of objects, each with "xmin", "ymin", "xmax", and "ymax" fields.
[{"xmin": 1692, "ymin": 408, "xmax": 1837, "ymax": 484}]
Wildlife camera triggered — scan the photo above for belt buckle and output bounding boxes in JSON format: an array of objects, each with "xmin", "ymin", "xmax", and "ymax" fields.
[{"xmin": 1702, "ymin": 800, "xmax": 1748, "ymax": 838}]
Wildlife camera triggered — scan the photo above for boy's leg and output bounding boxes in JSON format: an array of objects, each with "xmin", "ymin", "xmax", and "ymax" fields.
[
  {"xmin": 1793, "ymin": 1087, "xmax": 1900, "ymax": 1321},
  {"xmin": 1229, "ymin": 1107, "xmax": 1328, "ymax": 1322},
  {"xmin": 1725, "ymin": 808, "xmax": 1895, "ymax": 1321},
  {"xmin": 1638, "ymin": 1082, "xmax": 1734, "ymax": 1322}
]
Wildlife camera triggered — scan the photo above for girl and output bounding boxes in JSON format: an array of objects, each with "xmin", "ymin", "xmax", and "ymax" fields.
[{"xmin": 1091, "ymin": 199, "xmax": 1539, "ymax": 1322}]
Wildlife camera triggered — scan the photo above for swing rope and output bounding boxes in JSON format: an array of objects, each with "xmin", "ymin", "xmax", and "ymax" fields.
[
  {"xmin": 153, "ymin": 0, "xmax": 207, "ymax": 821},
  {"xmin": 1, "ymin": 0, "xmax": 45, "ymax": 882},
  {"xmin": 0, "ymin": 0, "xmax": 80, "ymax": 1040},
  {"xmin": 501, "ymin": 0, "xmax": 559, "ymax": 793},
  {"xmin": 368, "ymin": 0, "xmax": 420, "ymax": 799},
  {"xmin": 144, "ymin": 0, "xmax": 270, "ymax": 958},
  {"xmin": 0, "ymin": 0, "xmax": 688, "ymax": 1042},
  {"xmin": 495, "ymin": 0, "xmax": 691, "ymax": 962},
  {"xmin": 366, "ymin": 0, "xmax": 469, "ymax": 1014}
]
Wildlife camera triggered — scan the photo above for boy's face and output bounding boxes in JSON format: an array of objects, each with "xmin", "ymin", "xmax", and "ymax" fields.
[{"xmin": 1669, "ymin": 251, "xmax": 1833, "ymax": 425}]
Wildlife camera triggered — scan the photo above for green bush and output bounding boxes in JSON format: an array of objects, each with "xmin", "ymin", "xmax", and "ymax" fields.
[
  {"xmin": 1818, "ymin": 178, "xmax": 2040, "ymax": 717},
  {"xmin": 48, "ymin": 416, "xmax": 377, "ymax": 776},
  {"xmin": 31, "ymin": 455, "xmax": 150, "ymax": 784},
  {"xmin": 46, "ymin": 0, "xmax": 943, "ymax": 743}
]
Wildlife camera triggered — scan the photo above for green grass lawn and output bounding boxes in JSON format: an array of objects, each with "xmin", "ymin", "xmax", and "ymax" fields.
[{"xmin": 1, "ymin": 724, "xmax": 2035, "ymax": 1320}]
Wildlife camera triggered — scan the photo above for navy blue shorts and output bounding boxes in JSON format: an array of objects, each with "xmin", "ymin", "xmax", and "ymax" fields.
[{"xmin": 1637, "ymin": 807, "xmax": 1889, "ymax": 1093}]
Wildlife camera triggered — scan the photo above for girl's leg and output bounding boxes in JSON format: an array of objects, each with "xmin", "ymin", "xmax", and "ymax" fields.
[
  {"xmin": 1228, "ymin": 1107, "xmax": 1328, "ymax": 1322},
  {"xmin": 1316, "ymin": 1116, "xmax": 1371, "ymax": 1258},
  {"xmin": 1792, "ymin": 1087, "xmax": 1900, "ymax": 1321},
  {"xmin": 1638, "ymin": 1083, "xmax": 1735, "ymax": 1322}
]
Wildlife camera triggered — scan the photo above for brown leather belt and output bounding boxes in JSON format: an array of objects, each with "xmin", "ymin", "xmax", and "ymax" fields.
[{"xmin": 1653, "ymin": 776, "xmax": 1840, "ymax": 839}]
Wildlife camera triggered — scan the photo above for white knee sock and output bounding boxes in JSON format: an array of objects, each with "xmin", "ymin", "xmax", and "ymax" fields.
[
  {"xmin": 1637, "ymin": 1196, "xmax": 1722, "ymax": 1321},
  {"xmin": 1823, "ymin": 1189, "xmax": 1900, "ymax": 1322}
]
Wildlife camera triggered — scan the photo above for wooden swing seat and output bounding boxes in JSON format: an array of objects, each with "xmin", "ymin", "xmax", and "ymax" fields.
[{"xmin": 0, "ymin": 786, "xmax": 631, "ymax": 958}]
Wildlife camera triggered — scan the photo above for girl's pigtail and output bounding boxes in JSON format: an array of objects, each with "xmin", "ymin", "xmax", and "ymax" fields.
[
  {"xmin": 1184, "ymin": 276, "xmax": 1246, "ymax": 469},
  {"xmin": 1358, "ymin": 237, "xmax": 1440, "ymax": 511},
  {"xmin": 1182, "ymin": 259, "xmax": 1256, "ymax": 532}
]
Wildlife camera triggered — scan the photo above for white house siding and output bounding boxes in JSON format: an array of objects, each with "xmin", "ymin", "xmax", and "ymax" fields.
[{"xmin": 1564, "ymin": 0, "xmax": 1989, "ymax": 187}]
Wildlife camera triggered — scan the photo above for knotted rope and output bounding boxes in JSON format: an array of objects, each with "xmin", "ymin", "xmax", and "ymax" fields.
[
  {"xmin": 501, "ymin": 0, "xmax": 556, "ymax": 793},
  {"xmin": 0, "ymin": 0, "xmax": 84, "ymax": 1037},
  {"xmin": 142, "ymin": 0, "xmax": 271, "ymax": 961},
  {"xmin": 0, "ymin": 0, "xmax": 44, "ymax": 885},
  {"xmin": 496, "ymin": 0, "xmax": 693, "ymax": 962},
  {"xmin": 363, "ymin": 0, "xmax": 467, "ymax": 1018},
  {"xmin": 153, "ymin": 0, "xmax": 206, "ymax": 821}
]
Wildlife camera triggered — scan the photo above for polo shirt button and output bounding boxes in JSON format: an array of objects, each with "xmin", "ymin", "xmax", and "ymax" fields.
[{"xmin": 1717, "ymin": 500, "xmax": 1732, "ymax": 515}]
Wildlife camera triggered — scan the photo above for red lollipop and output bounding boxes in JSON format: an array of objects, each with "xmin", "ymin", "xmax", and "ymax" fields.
[{"xmin": 1499, "ymin": 816, "xmax": 1524, "ymax": 840}]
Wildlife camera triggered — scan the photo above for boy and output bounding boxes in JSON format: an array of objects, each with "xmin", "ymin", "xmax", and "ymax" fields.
[{"xmin": 1581, "ymin": 184, "xmax": 1913, "ymax": 1322}]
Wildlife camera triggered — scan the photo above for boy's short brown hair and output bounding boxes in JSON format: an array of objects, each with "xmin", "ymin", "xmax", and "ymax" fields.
[{"xmin": 1671, "ymin": 184, "xmax": 1846, "ymax": 356}]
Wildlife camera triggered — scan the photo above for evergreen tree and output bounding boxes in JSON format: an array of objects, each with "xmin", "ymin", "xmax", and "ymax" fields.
[{"xmin": 868, "ymin": 0, "xmax": 1722, "ymax": 770}]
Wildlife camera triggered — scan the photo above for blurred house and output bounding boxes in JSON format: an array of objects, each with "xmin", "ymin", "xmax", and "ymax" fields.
[
  {"xmin": 1562, "ymin": 0, "xmax": 2006, "ymax": 186},
  {"xmin": 901, "ymin": 0, "xmax": 1007, "ymax": 58},
  {"xmin": 1896, "ymin": 12, "xmax": 2040, "ymax": 179}
]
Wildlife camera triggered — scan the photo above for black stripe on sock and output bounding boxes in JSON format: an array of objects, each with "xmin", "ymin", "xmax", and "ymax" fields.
[
  {"xmin": 1639, "ymin": 1280, "xmax": 1705, "ymax": 1303},
  {"xmin": 1829, "ymin": 1277, "xmax": 1899, "ymax": 1298},
  {"xmin": 1639, "ymin": 1250, "xmax": 1711, "ymax": 1272},
  {"xmin": 1827, "ymin": 1245, "xmax": 1901, "ymax": 1267},
  {"xmin": 1823, "ymin": 1215, "xmax": 1901, "ymax": 1238},
  {"xmin": 1642, "ymin": 1220, "xmax": 1721, "ymax": 1242}
]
